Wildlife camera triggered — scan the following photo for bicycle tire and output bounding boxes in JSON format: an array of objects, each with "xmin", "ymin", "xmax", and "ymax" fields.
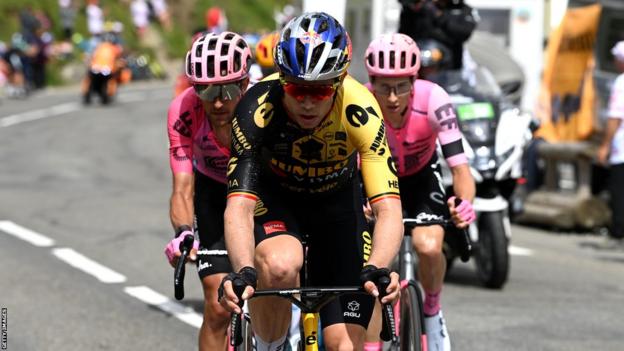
[{"xmin": 399, "ymin": 282, "xmax": 424, "ymax": 351}]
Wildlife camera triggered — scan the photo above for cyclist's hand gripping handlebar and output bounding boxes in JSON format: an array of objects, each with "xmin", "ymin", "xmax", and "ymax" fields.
[
  {"xmin": 453, "ymin": 197, "xmax": 473, "ymax": 262},
  {"xmin": 361, "ymin": 265, "xmax": 399, "ymax": 343},
  {"xmin": 219, "ymin": 267, "xmax": 257, "ymax": 347},
  {"xmin": 173, "ymin": 234, "xmax": 195, "ymax": 300}
]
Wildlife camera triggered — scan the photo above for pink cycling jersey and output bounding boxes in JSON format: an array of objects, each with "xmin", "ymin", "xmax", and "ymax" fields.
[
  {"xmin": 368, "ymin": 79, "xmax": 467, "ymax": 177},
  {"xmin": 167, "ymin": 87, "xmax": 230, "ymax": 184}
]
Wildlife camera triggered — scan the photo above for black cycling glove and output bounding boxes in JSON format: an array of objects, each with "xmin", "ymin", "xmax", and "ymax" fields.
[
  {"xmin": 218, "ymin": 266, "xmax": 258, "ymax": 306},
  {"xmin": 360, "ymin": 265, "xmax": 391, "ymax": 292}
]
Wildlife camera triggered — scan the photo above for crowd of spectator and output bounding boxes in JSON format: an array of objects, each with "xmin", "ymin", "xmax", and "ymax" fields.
[{"xmin": 0, "ymin": 0, "xmax": 173, "ymax": 99}]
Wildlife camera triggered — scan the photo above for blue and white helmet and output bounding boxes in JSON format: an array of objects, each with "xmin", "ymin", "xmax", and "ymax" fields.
[{"xmin": 275, "ymin": 12, "xmax": 351, "ymax": 81}]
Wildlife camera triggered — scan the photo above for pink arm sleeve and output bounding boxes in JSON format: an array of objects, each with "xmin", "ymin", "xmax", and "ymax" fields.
[
  {"xmin": 167, "ymin": 93, "xmax": 194, "ymax": 174},
  {"xmin": 428, "ymin": 85, "xmax": 467, "ymax": 167}
]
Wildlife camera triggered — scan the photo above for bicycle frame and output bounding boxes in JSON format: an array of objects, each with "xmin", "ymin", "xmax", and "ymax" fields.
[{"xmin": 235, "ymin": 286, "xmax": 369, "ymax": 351}]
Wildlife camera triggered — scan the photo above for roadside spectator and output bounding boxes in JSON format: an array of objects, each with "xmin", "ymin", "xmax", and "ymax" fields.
[
  {"xmin": 205, "ymin": 7, "xmax": 227, "ymax": 34},
  {"xmin": 131, "ymin": 0, "xmax": 150, "ymax": 38},
  {"xmin": 59, "ymin": 0, "xmax": 76, "ymax": 40},
  {"xmin": 150, "ymin": 0, "xmax": 172, "ymax": 31},
  {"xmin": 597, "ymin": 41, "xmax": 624, "ymax": 247},
  {"xmin": 86, "ymin": 0, "xmax": 104, "ymax": 36},
  {"xmin": 19, "ymin": 6, "xmax": 40, "ymax": 38},
  {"xmin": 398, "ymin": 0, "xmax": 477, "ymax": 70},
  {"xmin": 2, "ymin": 34, "xmax": 30, "ymax": 98},
  {"xmin": 23, "ymin": 26, "xmax": 50, "ymax": 89},
  {"xmin": 0, "ymin": 42, "xmax": 9, "ymax": 95}
]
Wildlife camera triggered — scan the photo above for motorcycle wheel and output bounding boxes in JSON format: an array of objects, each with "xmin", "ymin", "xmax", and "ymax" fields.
[{"xmin": 474, "ymin": 211, "xmax": 509, "ymax": 289}]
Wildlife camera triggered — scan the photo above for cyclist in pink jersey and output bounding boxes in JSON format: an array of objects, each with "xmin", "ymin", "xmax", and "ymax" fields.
[
  {"xmin": 364, "ymin": 33, "xmax": 476, "ymax": 351},
  {"xmin": 165, "ymin": 31, "xmax": 251, "ymax": 351}
]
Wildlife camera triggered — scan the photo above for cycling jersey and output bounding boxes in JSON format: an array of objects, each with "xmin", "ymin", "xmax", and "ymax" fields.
[
  {"xmin": 228, "ymin": 75, "xmax": 399, "ymax": 202},
  {"xmin": 167, "ymin": 86, "xmax": 231, "ymax": 183},
  {"xmin": 367, "ymin": 79, "xmax": 467, "ymax": 176}
]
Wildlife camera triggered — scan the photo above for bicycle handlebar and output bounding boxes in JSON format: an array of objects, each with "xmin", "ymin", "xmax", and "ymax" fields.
[
  {"xmin": 228, "ymin": 282, "xmax": 398, "ymax": 347},
  {"xmin": 229, "ymin": 279, "xmax": 247, "ymax": 347},
  {"xmin": 173, "ymin": 234, "xmax": 195, "ymax": 301},
  {"xmin": 376, "ymin": 275, "xmax": 399, "ymax": 344}
]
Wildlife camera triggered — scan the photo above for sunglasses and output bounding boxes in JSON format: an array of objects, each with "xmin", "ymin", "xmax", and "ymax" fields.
[
  {"xmin": 193, "ymin": 81, "xmax": 243, "ymax": 102},
  {"xmin": 372, "ymin": 81, "xmax": 413, "ymax": 97},
  {"xmin": 280, "ymin": 78, "xmax": 339, "ymax": 102}
]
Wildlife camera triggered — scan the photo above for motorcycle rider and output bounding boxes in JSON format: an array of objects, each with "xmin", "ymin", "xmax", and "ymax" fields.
[
  {"xmin": 398, "ymin": 0, "xmax": 478, "ymax": 70},
  {"xmin": 81, "ymin": 30, "xmax": 125, "ymax": 104},
  {"xmin": 364, "ymin": 33, "xmax": 475, "ymax": 351}
]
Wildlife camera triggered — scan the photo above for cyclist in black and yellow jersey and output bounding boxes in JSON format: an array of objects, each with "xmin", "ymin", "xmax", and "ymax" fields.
[{"xmin": 218, "ymin": 12, "xmax": 403, "ymax": 351}]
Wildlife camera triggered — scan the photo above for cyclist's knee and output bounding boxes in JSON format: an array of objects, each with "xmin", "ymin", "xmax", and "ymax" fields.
[
  {"xmin": 323, "ymin": 324, "xmax": 365, "ymax": 351},
  {"xmin": 412, "ymin": 227, "xmax": 444, "ymax": 258},
  {"xmin": 203, "ymin": 296, "xmax": 230, "ymax": 325},
  {"xmin": 255, "ymin": 236, "xmax": 302, "ymax": 286},
  {"xmin": 413, "ymin": 236, "xmax": 444, "ymax": 260},
  {"xmin": 201, "ymin": 274, "xmax": 230, "ymax": 324},
  {"xmin": 256, "ymin": 252, "xmax": 301, "ymax": 286}
]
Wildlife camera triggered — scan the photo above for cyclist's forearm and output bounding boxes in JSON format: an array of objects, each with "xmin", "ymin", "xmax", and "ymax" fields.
[
  {"xmin": 451, "ymin": 164, "xmax": 475, "ymax": 202},
  {"xmin": 169, "ymin": 190, "xmax": 194, "ymax": 230},
  {"xmin": 224, "ymin": 198, "xmax": 256, "ymax": 271},
  {"xmin": 368, "ymin": 199, "xmax": 403, "ymax": 268}
]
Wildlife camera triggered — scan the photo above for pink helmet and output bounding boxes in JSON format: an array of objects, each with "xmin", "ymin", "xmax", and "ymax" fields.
[
  {"xmin": 365, "ymin": 33, "xmax": 420, "ymax": 77},
  {"xmin": 185, "ymin": 31, "xmax": 252, "ymax": 84}
]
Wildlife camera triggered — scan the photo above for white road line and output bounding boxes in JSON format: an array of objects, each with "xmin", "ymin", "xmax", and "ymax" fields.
[
  {"xmin": 509, "ymin": 245, "xmax": 534, "ymax": 256},
  {"xmin": 0, "ymin": 89, "xmax": 169, "ymax": 128},
  {"xmin": 124, "ymin": 286, "xmax": 202, "ymax": 328},
  {"xmin": 0, "ymin": 220, "xmax": 55, "ymax": 247},
  {"xmin": 1, "ymin": 221, "xmax": 200, "ymax": 329},
  {"xmin": 117, "ymin": 91, "xmax": 148, "ymax": 103},
  {"xmin": 52, "ymin": 247, "xmax": 127, "ymax": 284},
  {"xmin": 0, "ymin": 102, "xmax": 81, "ymax": 127}
]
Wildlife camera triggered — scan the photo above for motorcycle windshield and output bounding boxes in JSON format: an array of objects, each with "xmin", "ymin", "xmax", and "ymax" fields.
[{"xmin": 428, "ymin": 67, "xmax": 502, "ymax": 99}]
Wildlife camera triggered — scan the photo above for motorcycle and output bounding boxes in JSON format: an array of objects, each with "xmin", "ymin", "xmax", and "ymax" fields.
[
  {"xmin": 432, "ymin": 67, "xmax": 534, "ymax": 289},
  {"xmin": 82, "ymin": 37, "xmax": 131, "ymax": 105}
]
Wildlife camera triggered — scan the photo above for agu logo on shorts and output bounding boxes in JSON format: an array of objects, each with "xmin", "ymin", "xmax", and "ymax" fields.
[
  {"xmin": 263, "ymin": 220, "xmax": 286, "ymax": 234},
  {"xmin": 343, "ymin": 300, "xmax": 361, "ymax": 318}
]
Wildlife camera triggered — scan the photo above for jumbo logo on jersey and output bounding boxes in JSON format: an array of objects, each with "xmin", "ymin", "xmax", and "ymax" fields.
[
  {"xmin": 293, "ymin": 136, "xmax": 326, "ymax": 163},
  {"xmin": 254, "ymin": 92, "xmax": 274, "ymax": 128},
  {"xmin": 346, "ymin": 104, "xmax": 380, "ymax": 128},
  {"xmin": 387, "ymin": 156, "xmax": 398, "ymax": 176},
  {"xmin": 227, "ymin": 157, "xmax": 237, "ymax": 176}
]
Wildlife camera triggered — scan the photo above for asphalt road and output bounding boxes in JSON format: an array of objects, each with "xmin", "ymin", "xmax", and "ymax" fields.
[{"xmin": 1, "ymin": 84, "xmax": 623, "ymax": 351}]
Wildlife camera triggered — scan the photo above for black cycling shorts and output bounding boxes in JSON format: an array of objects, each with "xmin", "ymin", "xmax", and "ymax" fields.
[
  {"xmin": 194, "ymin": 171, "xmax": 232, "ymax": 279},
  {"xmin": 252, "ymin": 176, "xmax": 375, "ymax": 329},
  {"xmin": 399, "ymin": 154, "xmax": 450, "ymax": 224}
]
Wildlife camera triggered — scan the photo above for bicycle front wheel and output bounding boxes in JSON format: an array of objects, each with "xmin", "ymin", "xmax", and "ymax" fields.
[
  {"xmin": 232, "ymin": 313, "xmax": 254, "ymax": 351},
  {"xmin": 399, "ymin": 282, "xmax": 424, "ymax": 351}
]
